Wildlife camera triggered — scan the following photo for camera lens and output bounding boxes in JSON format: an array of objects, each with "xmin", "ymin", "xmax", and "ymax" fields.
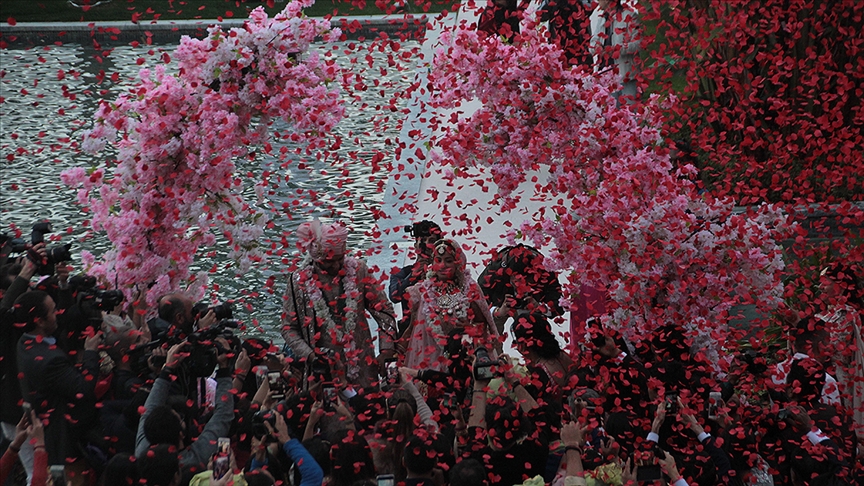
[{"xmin": 45, "ymin": 243, "xmax": 72, "ymax": 265}]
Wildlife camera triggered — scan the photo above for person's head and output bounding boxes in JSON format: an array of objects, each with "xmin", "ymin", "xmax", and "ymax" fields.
[
  {"xmin": 388, "ymin": 388, "xmax": 418, "ymax": 437},
  {"xmin": 302, "ymin": 437, "xmax": 332, "ymax": 479},
  {"xmin": 100, "ymin": 454, "xmax": 138, "ymax": 486},
  {"xmin": 403, "ymin": 434, "xmax": 436, "ymax": 477},
  {"xmin": 587, "ymin": 318, "xmax": 621, "ymax": 358},
  {"xmin": 297, "ymin": 221, "xmax": 349, "ymax": 276},
  {"xmin": 568, "ymin": 387, "xmax": 602, "ymax": 420},
  {"xmin": 789, "ymin": 444, "xmax": 846, "ymax": 486},
  {"xmin": 430, "ymin": 239, "xmax": 466, "ymax": 287},
  {"xmin": 449, "ymin": 459, "xmax": 486, "ymax": 486},
  {"xmin": 143, "ymin": 405, "xmax": 185, "ymax": 449},
  {"xmin": 501, "ymin": 245, "xmax": 547, "ymax": 295},
  {"xmin": 511, "ymin": 311, "xmax": 562, "ymax": 360},
  {"xmin": 0, "ymin": 261, "xmax": 23, "ymax": 292},
  {"xmin": 484, "ymin": 395, "xmax": 532, "ymax": 451},
  {"xmin": 330, "ymin": 430, "xmax": 375, "ymax": 486},
  {"xmin": 157, "ymin": 293, "xmax": 194, "ymax": 334},
  {"xmin": 650, "ymin": 324, "xmax": 689, "ymax": 361},
  {"xmin": 244, "ymin": 469, "xmax": 276, "ymax": 486},
  {"xmin": 786, "ymin": 357, "xmax": 826, "ymax": 406},
  {"xmin": 137, "ymin": 444, "xmax": 180, "ymax": 486},
  {"xmin": 603, "ymin": 412, "xmax": 636, "ymax": 458},
  {"xmin": 14, "ymin": 290, "xmax": 56, "ymax": 336},
  {"xmin": 789, "ymin": 315, "xmax": 828, "ymax": 356},
  {"xmin": 411, "ymin": 220, "xmax": 443, "ymax": 260},
  {"xmin": 819, "ymin": 262, "xmax": 863, "ymax": 308},
  {"xmin": 103, "ymin": 317, "xmax": 144, "ymax": 364},
  {"xmin": 351, "ymin": 391, "xmax": 388, "ymax": 433}
]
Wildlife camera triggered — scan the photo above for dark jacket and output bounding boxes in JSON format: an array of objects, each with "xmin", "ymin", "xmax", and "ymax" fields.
[
  {"xmin": 17, "ymin": 333, "xmax": 100, "ymax": 465},
  {"xmin": 389, "ymin": 263, "xmax": 424, "ymax": 337},
  {"xmin": 0, "ymin": 275, "xmax": 30, "ymax": 424},
  {"xmin": 135, "ymin": 368, "xmax": 235, "ymax": 472}
]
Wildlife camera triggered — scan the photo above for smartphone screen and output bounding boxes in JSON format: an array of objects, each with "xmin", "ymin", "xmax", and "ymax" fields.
[
  {"xmin": 442, "ymin": 392, "xmax": 457, "ymax": 410},
  {"xmin": 213, "ymin": 437, "xmax": 231, "ymax": 480},
  {"xmin": 708, "ymin": 391, "xmax": 721, "ymax": 420},
  {"xmin": 386, "ymin": 359, "xmax": 399, "ymax": 383},
  {"xmin": 217, "ymin": 437, "xmax": 230, "ymax": 456},
  {"xmin": 322, "ymin": 384, "xmax": 337, "ymax": 410},
  {"xmin": 49, "ymin": 465, "xmax": 66, "ymax": 486},
  {"xmin": 268, "ymin": 371, "xmax": 285, "ymax": 400},
  {"xmin": 377, "ymin": 474, "xmax": 395, "ymax": 486},
  {"xmin": 213, "ymin": 455, "xmax": 230, "ymax": 480}
]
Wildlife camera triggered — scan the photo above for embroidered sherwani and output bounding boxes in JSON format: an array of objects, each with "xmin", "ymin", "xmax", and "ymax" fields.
[{"xmin": 282, "ymin": 257, "xmax": 396, "ymax": 388}]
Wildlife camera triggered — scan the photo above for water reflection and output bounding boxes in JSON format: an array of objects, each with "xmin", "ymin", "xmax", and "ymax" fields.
[{"xmin": 0, "ymin": 40, "xmax": 418, "ymax": 343}]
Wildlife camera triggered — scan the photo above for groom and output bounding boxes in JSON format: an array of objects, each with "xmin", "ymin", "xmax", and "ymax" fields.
[{"xmin": 281, "ymin": 221, "xmax": 397, "ymax": 389}]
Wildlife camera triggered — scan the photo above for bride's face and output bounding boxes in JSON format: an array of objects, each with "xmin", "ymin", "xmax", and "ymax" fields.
[{"xmin": 433, "ymin": 253, "xmax": 459, "ymax": 282}]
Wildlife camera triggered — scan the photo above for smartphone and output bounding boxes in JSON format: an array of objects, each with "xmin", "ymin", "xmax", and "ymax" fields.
[
  {"xmin": 708, "ymin": 391, "xmax": 722, "ymax": 420},
  {"xmin": 322, "ymin": 383, "xmax": 337, "ymax": 411},
  {"xmin": 385, "ymin": 359, "xmax": 399, "ymax": 384},
  {"xmin": 473, "ymin": 347, "xmax": 495, "ymax": 381},
  {"xmin": 217, "ymin": 437, "xmax": 230, "ymax": 456},
  {"xmin": 442, "ymin": 392, "xmax": 457, "ymax": 410},
  {"xmin": 664, "ymin": 394, "xmax": 678, "ymax": 414},
  {"xmin": 636, "ymin": 464, "xmax": 662, "ymax": 483},
  {"xmin": 212, "ymin": 437, "xmax": 231, "ymax": 479},
  {"xmin": 22, "ymin": 402, "xmax": 32, "ymax": 415},
  {"xmin": 377, "ymin": 474, "xmax": 395, "ymax": 486},
  {"xmin": 49, "ymin": 465, "xmax": 66, "ymax": 486},
  {"xmin": 213, "ymin": 455, "xmax": 230, "ymax": 480},
  {"xmin": 268, "ymin": 371, "xmax": 285, "ymax": 401}
]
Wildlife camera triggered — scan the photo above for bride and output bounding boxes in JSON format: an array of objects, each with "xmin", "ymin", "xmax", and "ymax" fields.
[{"xmin": 401, "ymin": 239, "xmax": 499, "ymax": 371}]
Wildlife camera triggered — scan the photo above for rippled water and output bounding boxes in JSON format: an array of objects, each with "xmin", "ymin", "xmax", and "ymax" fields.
[{"xmin": 0, "ymin": 39, "xmax": 419, "ymax": 343}]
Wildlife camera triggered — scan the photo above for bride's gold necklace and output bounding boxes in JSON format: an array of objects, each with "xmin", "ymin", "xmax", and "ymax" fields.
[{"xmin": 436, "ymin": 281, "xmax": 461, "ymax": 314}]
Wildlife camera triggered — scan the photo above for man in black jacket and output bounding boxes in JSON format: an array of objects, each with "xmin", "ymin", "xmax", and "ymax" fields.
[
  {"xmin": 388, "ymin": 221, "xmax": 441, "ymax": 337},
  {"xmin": 15, "ymin": 290, "xmax": 102, "ymax": 466},
  {"xmin": 0, "ymin": 244, "xmax": 46, "ymax": 484}
]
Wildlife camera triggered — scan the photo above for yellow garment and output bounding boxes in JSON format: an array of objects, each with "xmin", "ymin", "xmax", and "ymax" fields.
[
  {"xmin": 188, "ymin": 471, "xmax": 248, "ymax": 486},
  {"xmin": 520, "ymin": 475, "xmax": 545, "ymax": 486},
  {"xmin": 585, "ymin": 462, "xmax": 622, "ymax": 486}
]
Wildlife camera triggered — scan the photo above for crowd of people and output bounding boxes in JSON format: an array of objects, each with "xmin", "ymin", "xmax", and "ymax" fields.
[{"xmin": 0, "ymin": 218, "xmax": 862, "ymax": 486}]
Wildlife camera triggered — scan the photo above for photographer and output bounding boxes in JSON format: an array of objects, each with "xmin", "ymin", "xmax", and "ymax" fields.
[
  {"xmin": 148, "ymin": 293, "xmax": 219, "ymax": 342},
  {"xmin": 389, "ymin": 220, "xmax": 442, "ymax": 337},
  {"xmin": 135, "ymin": 339, "xmax": 238, "ymax": 474},
  {"xmin": 0, "ymin": 243, "xmax": 46, "ymax": 484},
  {"xmin": 15, "ymin": 290, "xmax": 103, "ymax": 468},
  {"xmin": 478, "ymin": 244, "xmax": 564, "ymax": 335},
  {"xmin": 259, "ymin": 410, "xmax": 323, "ymax": 486}
]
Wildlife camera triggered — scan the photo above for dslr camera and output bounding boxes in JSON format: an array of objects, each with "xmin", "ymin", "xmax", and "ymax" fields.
[
  {"xmin": 473, "ymin": 347, "xmax": 496, "ymax": 381},
  {"xmin": 4, "ymin": 221, "xmax": 73, "ymax": 275},
  {"xmin": 69, "ymin": 274, "xmax": 125, "ymax": 312},
  {"xmin": 403, "ymin": 221, "xmax": 439, "ymax": 239},
  {"xmin": 184, "ymin": 319, "xmax": 241, "ymax": 377},
  {"xmin": 192, "ymin": 301, "xmax": 235, "ymax": 321}
]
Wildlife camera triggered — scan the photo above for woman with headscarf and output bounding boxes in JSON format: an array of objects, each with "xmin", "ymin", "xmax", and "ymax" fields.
[
  {"xmin": 281, "ymin": 220, "xmax": 397, "ymax": 389},
  {"xmin": 511, "ymin": 311, "xmax": 573, "ymax": 407},
  {"xmin": 400, "ymin": 239, "xmax": 498, "ymax": 371}
]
